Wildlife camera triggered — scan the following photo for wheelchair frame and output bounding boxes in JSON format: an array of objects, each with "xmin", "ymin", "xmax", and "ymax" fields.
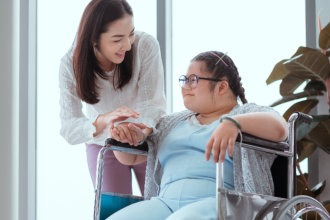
[
  {"xmin": 93, "ymin": 141, "xmax": 147, "ymax": 220},
  {"xmin": 94, "ymin": 112, "xmax": 330, "ymax": 220},
  {"xmin": 216, "ymin": 112, "xmax": 330, "ymax": 220}
]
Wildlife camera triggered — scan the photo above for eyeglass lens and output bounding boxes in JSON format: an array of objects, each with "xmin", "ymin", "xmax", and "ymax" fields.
[{"xmin": 179, "ymin": 75, "xmax": 198, "ymax": 88}]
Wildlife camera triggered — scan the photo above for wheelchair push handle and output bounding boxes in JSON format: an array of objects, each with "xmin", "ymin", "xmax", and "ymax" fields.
[
  {"xmin": 288, "ymin": 112, "xmax": 313, "ymax": 125},
  {"xmin": 104, "ymin": 138, "xmax": 148, "ymax": 156},
  {"xmin": 105, "ymin": 138, "xmax": 148, "ymax": 151}
]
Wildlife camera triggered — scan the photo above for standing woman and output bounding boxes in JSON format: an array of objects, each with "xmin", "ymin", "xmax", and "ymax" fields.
[{"xmin": 59, "ymin": 0, "xmax": 166, "ymax": 195}]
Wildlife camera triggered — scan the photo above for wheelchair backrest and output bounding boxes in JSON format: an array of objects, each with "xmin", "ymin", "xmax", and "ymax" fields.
[{"xmin": 271, "ymin": 155, "xmax": 288, "ymax": 198}]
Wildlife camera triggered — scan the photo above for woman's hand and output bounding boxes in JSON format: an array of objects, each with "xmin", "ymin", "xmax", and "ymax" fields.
[
  {"xmin": 205, "ymin": 120, "xmax": 239, "ymax": 163},
  {"xmin": 110, "ymin": 123, "xmax": 147, "ymax": 146},
  {"xmin": 93, "ymin": 106, "xmax": 140, "ymax": 137},
  {"xmin": 103, "ymin": 106, "xmax": 140, "ymax": 129}
]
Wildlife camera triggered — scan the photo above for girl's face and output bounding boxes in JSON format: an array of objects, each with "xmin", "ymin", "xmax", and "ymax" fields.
[
  {"xmin": 95, "ymin": 14, "xmax": 135, "ymax": 70},
  {"xmin": 181, "ymin": 61, "xmax": 218, "ymax": 113}
]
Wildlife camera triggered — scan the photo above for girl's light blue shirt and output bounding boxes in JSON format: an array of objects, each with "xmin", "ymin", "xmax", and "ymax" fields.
[{"xmin": 157, "ymin": 115, "xmax": 234, "ymax": 190}]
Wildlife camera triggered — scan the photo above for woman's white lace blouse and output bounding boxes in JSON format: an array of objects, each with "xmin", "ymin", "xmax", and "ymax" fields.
[{"xmin": 59, "ymin": 31, "xmax": 166, "ymax": 146}]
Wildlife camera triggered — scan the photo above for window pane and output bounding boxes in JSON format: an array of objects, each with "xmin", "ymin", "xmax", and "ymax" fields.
[
  {"xmin": 128, "ymin": 0, "xmax": 157, "ymax": 37},
  {"xmin": 37, "ymin": 1, "xmax": 156, "ymax": 219},
  {"xmin": 172, "ymin": 0, "xmax": 306, "ymax": 114}
]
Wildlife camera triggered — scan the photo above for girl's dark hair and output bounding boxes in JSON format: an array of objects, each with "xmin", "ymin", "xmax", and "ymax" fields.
[
  {"xmin": 191, "ymin": 51, "xmax": 248, "ymax": 104},
  {"xmin": 73, "ymin": 0, "xmax": 134, "ymax": 104}
]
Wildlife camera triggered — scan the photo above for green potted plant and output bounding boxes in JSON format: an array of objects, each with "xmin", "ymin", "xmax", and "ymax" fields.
[{"xmin": 266, "ymin": 21, "xmax": 330, "ymax": 214}]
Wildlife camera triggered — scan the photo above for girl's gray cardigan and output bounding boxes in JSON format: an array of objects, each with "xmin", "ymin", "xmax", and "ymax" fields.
[{"xmin": 144, "ymin": 103, "xmax": 280, "ymax": 199}]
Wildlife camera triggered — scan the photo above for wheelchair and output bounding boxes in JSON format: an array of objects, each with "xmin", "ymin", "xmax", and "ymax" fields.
[{"xmin": 93, "ymin": 112, "xmax": 330, "ymax": 220}]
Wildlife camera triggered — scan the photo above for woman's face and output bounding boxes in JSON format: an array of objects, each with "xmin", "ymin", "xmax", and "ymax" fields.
[
  {"xmin": 95, "ymin": 14, "xmax": 135, "ymax": 70},
  {"xmin": 181, "ymin": 61, "xmax": 217, "ymax": 113}
]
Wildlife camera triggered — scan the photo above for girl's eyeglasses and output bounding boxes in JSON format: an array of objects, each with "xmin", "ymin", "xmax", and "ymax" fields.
[{"xmin": 179, "ymin": 74, "xmax": 223, "ymax": 89}]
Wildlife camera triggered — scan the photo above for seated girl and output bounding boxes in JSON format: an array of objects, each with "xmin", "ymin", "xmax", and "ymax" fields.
[{"xmin": 107, "ymin": 51, "xmax": 288, "ymax": 220}]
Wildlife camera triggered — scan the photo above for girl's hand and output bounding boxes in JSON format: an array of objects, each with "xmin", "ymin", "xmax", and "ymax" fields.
[
  {"xmin": 205, "ymin": 120, "xmax": 239, "ymax": 163},
  {"xmin": 110, "ymin": 123, "xmax": 147, "ymax": 146}
]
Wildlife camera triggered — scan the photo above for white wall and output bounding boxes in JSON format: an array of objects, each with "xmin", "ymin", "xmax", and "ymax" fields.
[{"xmin": 0, "ymin": 0, "xmax": 18, "ymax": 219}]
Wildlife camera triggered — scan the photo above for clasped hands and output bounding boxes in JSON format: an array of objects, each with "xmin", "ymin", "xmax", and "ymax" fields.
[
  {"xmin": 100, "ymin": 106, "xmax": 147, "ymax": 146},
  {"xmin": 98, "ymin": 106, "xmax": 240, "ymax": 163}
]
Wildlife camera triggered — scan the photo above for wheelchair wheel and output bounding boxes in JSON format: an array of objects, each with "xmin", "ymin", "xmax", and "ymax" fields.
[
  {"xmin": 273, "ymin": 195, "xmax": 330, "ymax": 220},
  {"xmin": 253, "ymin": 200, "xmax": 286, "ymax": 220}
]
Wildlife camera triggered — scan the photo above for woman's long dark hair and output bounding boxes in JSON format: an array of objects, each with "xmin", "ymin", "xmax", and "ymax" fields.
[
  {"xmin": 191, "ymin": 51, "xmax": 248, "ymax": 104},
  {"xmin": 73, "ymin": 0, "xmax": 134, "ymax": 104}
]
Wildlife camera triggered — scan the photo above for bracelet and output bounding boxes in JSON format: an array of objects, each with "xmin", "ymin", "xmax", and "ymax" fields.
[
  {"xmin": 220, "ymin": 116, "xmax": 243, "ymax": 149},
  {"xmin": 219, "ymin": 116, "xmax": 241, "ymax": 130}
]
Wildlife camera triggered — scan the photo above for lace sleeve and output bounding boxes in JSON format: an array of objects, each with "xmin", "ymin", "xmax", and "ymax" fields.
[
  {"xmin": 58, "ymin": 53, "xmax": 96, "ymax": 145},
  {"xmin": 131, "ymin": 34, "xmax": 167, "ymax": 128}
]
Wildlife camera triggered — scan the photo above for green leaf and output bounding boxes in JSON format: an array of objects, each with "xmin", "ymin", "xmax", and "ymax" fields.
[
  {"xmin": 270, "ymin": 90, "xmax": 323, "ymax": 107},
  {"xmin": 297, "ymin": 138, "xmax": 316, "ymax": 162},
  {"xmin": 304, "ymin": 80, "xmax": 327, "ymax": 92},
  {"xmin": 291, "ymin": 46, "xmax": 320, "ymax": 57},
  {"xmin": 296, "ymin": 115, "xmax": 329, "ymax": 141},
  {"xmin": 307, "ymin": 116, "xmax": 330, "ymax": 154},
  {"xmin": 270, "ymin": 80, "xmax": 325, "ymax": 107},
  {"xmin": 279, "ymin": 50, "xmax": 330, "ymax": 96},
  {"xmin": 319, "ymin": 22, "xmax": 330, "ymax": 50},
  {"xmin": 280, "ymin": 74, "xmax": 306, "ymax": 96},
  {"xmin": 265, "ymin": 47, "xmax": 324, "ymax": 86},
  {"xmin": 283, "ymin": 99, "xmax": 319, "ymax": 121},
  {"xmin": 265, "ymin": 47, "xmax": 320, "ymax": 85},
  {"xmin": 266, "ymin": 59, "xmax": 290, "ymax": 85}
]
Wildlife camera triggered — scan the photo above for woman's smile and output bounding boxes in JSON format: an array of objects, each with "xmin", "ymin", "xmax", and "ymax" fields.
[{"xmin": 116, "ymin": 53, "xmax": 125, "ymax": 58}]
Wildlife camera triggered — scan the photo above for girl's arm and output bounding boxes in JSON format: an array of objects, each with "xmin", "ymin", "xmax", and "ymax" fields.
[
  {"xmin": 206, "ymin": 112, "xmax": 288, "ymax": 163},
  {"xmin": 233, "ymin": 112, "xmax": 288, "ymax": 142}
]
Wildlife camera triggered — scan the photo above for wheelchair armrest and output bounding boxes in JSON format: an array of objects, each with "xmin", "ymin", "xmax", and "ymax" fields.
[
  {"xmin": 236, "ymin": 112, "xmax": 312, "ymax": 153},
  {"xmin": 104, "ymin": 138, "xmax": 148, "ymax": 156},
  {"xmin": 237, "ymin": 133, "xmax": 289, "ymax": 152},
  {"xmin": 105, "ymin": 133, "xmax": 290, "ymax": 156}
]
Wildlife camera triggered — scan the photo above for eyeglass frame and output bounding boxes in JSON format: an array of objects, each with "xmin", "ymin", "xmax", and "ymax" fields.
[{"xmin": 178, "ymin": 74, "xmax": 223, "ymax": 89}]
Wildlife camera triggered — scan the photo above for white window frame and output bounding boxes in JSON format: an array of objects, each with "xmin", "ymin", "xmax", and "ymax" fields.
[
  {"xmin": 19, "ymin": 0, "xmax": 37, "ymax": 219},
  {"xmin": 157, "ymin": 0, "xmax": 173, "ymax": 113}
]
